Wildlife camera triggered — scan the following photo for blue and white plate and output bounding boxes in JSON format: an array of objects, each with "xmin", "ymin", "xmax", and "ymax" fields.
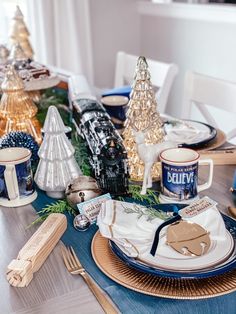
[{"xmin": 110, "ymin": 214, "xmax": 236, "ymax": 279}]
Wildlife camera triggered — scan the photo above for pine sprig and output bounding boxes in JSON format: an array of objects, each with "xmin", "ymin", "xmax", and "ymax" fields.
[
  {"xmin": 72, "ymin": 134, "xmax": 92, "ymax": 176},
  {"xmin": 124, "ymin": 184, "xmax": 160, "ymax": 205},
  {"xmin": 37, "ymin": 88, "xmax": 70, "ymax": 125},
  {"xmin": 30, "ymin": 200, "xmax": 76, "ymax": 226},
  {"xmin": 122, "ymin": 203, "xmax": 168, "ymax": 221}
]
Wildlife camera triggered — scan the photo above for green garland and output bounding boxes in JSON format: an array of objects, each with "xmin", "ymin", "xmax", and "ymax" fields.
[
  {"xmin": 30, "ymin": 88, "xmax": 160, "ymax": 226},
  {"xmin": 31, "ymin": 183, "xmax": 160, "ymax": 226},
  {"xmin": 37, "ymin": 88, "xmax": 70, "ymax": 125},
  {"xmin": 72, "ymin": 135, "xmax": 92, "ymax": 177},
  {"xmin": 125, "ymin": 184, "xmax": 160, "ymax": 205}
]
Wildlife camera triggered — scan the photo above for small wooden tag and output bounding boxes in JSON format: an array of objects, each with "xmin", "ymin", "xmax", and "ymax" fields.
[
  {"xmin": 180, "ymin": 197, "xmax": 217, "ymax": 219},
  {"xmin": 166, "ymin": 220, "xmax": 211, "ymax": 256}
]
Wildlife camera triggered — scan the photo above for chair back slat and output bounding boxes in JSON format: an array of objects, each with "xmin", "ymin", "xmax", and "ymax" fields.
[{"xmin": 182, "ymin": 71, "xmax": 236, "ymax": 141}]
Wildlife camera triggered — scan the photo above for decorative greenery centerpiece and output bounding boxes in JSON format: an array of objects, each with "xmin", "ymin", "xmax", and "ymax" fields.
[{"xmin": 4, "ymin": 86, "xmax": 160, "ymax": 225}]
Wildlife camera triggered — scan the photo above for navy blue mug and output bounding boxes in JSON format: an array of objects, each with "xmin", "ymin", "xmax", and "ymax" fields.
[
  {"xmin": 101, "ymin": 95, "xmax": 129, "ymax": 129},
  {"xmin": 159, "ymin": 148, "xmax": 213, "ymax": 203},
  {"xmin": 0, "ymin": 147, "xmax": 37, "ymax": 207}
]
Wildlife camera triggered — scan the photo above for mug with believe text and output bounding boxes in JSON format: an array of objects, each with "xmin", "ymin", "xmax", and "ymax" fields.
[
  {"xmin": 159, "ymin": 148, "xmax": 213, "ymax": 203},
  {"xmin": 0, "ymin": 147, "xmax": 37, "ymax": 207}
]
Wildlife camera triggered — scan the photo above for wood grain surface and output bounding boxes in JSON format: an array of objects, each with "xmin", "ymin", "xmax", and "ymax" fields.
[{"xmin": 0, "ymin": 166, "xmax": 235, "ymax": 313}]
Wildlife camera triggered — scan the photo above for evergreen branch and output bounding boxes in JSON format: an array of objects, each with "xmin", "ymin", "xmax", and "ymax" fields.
[
  {"xmin": 72, "ymin": 134, "xmax": 92, "ymax": 176},
  {"xmin": 122, "ymin": 203, "xmax": 169, "ymax": 222},
  {"xmin": 127, "ymin": 184, "xmax": 160, "ymax": 205},
  {"xmin": 29, "ymin": 200, "xmax": 76, "ymax": 227},
  {"xmin": 36, "ymin": 88, "xmax": 70, "ymax": 126}
]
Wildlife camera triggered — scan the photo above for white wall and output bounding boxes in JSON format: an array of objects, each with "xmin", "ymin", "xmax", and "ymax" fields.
[
  {"xmin": 90, "ymin": 1, "xmax": 236, "ymax": 139},
  {"xmin": 139, "ymin": 3, "xmax": 236, "ymax": 138},
  {"xmin": 89, "ymin": 0, "xmax": 140, "ymax": 89}
]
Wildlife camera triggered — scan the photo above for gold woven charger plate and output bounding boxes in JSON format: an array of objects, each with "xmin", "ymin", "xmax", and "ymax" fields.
[
  {"xmin": 197, "ymin": 129, "xmax": 226, "ymax": 151},
  {"xmin": 91, "ymin": 231, "xmax": 236, "ymax": 300}
]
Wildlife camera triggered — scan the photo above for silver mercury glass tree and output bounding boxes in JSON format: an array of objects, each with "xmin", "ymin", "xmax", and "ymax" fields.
[{"xmin": 34, "ymin": 106, "xmax": 81, "ymax": 198}]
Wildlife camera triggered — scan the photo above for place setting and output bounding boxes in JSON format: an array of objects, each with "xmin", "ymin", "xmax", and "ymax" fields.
[{"xmin": 91, "ymin": 143, "xmax": 236, "ymax": 299}]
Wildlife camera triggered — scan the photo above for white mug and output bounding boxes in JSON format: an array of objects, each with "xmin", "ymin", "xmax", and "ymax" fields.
[
  {"xmin": 0, "ymin": 147, "xmax": 37, "ymax": 207},
  {"xmin": 159, "ymin": 148, "xmax": 213, "ymax": 203}
]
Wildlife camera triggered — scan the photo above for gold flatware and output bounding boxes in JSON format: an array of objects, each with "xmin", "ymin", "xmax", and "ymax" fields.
[{"xmin": 61, "ymin": 245, "xmax": 117, "ymax": 314}]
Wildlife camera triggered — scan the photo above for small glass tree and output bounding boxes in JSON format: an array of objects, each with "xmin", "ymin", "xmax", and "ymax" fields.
[
  {"xmin": 34, "ymin": 106, "xmax": 81, "ymax": 198},
  {"xmin": 9, "ymin": 6, "xmax": 34, "ymax": 59},
  {"xmin": 0, "ymin": 66, "xmax": 42, "ymax": 143},
  {"xmin": 123, "ymin": 56, "xmax": 164, "ymax": 181}
]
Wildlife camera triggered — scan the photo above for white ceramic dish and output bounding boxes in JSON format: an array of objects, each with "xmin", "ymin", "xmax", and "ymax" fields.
[{"xmin": 115, "ymin": 230, "xmax": 234, "ymax": 271}]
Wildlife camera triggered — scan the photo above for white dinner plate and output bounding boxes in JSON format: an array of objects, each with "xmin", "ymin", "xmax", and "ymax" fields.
[
  {"xmin": 162, "ymin": 117, "xmax": 217, "ymax": 148},
  {"xmin": 135, "ymin": 230, "xmax": 234, "ymax": 271}
]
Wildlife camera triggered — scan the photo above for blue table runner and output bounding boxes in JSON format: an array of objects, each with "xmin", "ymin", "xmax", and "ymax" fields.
[{"xmin": 33, "ymin": 190, "xmax": 236, "ymax": 314}]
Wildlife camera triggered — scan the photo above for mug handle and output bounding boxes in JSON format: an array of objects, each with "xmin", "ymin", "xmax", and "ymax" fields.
[
  {"xmin": 4, "ymin": 165, "xmax": 19, "ymax": 200},
  {"xmin": 198, "ymin": 159, "xmax": 214, "ymax": 192}
]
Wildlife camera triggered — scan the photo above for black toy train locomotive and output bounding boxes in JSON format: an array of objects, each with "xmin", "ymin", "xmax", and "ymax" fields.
[{"xmin": 72, "ymin": 98, "xmax": 129, "ymax": 195}]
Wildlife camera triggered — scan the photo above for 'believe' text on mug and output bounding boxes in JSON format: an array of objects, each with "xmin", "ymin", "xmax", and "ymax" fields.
[{"xmin": 159, "ymin": 148, "xmax": 213, "ymax": 203}]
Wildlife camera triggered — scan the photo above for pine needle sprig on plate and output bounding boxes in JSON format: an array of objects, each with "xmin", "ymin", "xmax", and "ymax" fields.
[{"xmin": 122, "ymin": 203, "xmax": 169, "ymax": 221}]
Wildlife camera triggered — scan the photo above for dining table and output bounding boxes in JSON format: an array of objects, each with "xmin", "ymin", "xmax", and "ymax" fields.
[{"xmin": 0, "ymin": 164, "xmax": 236, "ymax": 314}]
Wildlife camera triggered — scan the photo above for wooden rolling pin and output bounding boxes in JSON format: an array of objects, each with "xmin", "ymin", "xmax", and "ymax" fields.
[{"xmin": 6, "ymin": 213, "xmax": 67, "ymax": 287}]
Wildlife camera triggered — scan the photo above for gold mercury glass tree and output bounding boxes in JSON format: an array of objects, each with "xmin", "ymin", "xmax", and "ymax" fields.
[
  {"xmin": 0, "ymin": 66, "xmax": 42, "ymax": 143},
  {"xmin": 123, "ymin": 56, "xmax": 164, "ymax": 181},
  {"xmin": 9, "ymin": 6, "xmax": 34, "ymax": 59}
]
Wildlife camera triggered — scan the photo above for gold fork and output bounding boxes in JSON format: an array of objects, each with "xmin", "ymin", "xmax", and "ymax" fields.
[{"xmin": 61, "ymin": 246, "xmax": 117, "ymax": 314}]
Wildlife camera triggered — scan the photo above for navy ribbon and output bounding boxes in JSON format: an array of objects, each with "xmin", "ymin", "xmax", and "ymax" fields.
[
  {"xmin": 150, "ymin": 204, "xmax": 190, "ymax": 256},
  {"xmin": 150, "ymin": 214, "xmax": 182, "ymax": 256}
]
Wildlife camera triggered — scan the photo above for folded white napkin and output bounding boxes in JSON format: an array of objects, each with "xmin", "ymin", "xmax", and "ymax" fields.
[
  {"xmin": 164, "ymin": 121, "xmax": 209, "ymax": 144},
  {"xmin": 97, "ymin": 200, "xmax": 227, "ymax": 264}
]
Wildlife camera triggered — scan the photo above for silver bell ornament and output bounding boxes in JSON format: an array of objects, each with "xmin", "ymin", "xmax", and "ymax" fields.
[
  {"xmin": 73, "ymin": 214, "xmax": 91, "ymax": 231},
  {"xmin": 65, "ymin": 176, "xmax": 102, "ymax": 209}
]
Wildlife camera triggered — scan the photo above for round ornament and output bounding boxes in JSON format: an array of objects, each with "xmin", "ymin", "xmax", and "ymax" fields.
[
  {"xmin": 0, "ymin": 131, "xmax": 39, "ymax": 165},
  {"xmin": 65, "ymin": 176, "xmax": 102, "ymax": 209},
  {"xmin": 73, "ymin": 214, "xmax": 91, "ymax": 231}
]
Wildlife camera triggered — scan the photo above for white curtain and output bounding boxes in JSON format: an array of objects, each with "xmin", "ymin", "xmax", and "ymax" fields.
[
  {"xmin": 26, "ymin": 0, "xmax": 94, "ymax": 84},
  {"xmin": 0, "ymin": 4, "xmax": 10, "ymax": 44}
]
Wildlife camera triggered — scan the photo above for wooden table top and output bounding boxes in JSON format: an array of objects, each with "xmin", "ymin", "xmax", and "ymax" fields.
[{"xmin": 0, "ymin": 165, "xmax": 235, "ymax": 314}]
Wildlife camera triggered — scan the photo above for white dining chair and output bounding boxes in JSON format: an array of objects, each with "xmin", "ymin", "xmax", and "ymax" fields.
[
  {"xmin": 114, "ymin": 51, "xmax": 179, "ymax": 114},
  {"xmin": 182, "ymin": 71, "xmax": 236, "ymax": 142}
]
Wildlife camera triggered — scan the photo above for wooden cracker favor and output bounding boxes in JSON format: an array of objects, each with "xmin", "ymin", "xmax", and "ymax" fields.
[
  {"xmin": 200, "ymin": 149, "xmax": 236, "ymax": 165},
  {"xmin": 6, "ymin": 213, "xmax": 67, "ymax": 287}
]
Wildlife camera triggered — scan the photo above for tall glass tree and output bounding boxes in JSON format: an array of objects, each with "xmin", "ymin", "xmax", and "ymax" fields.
[{"xmin": 123, "ymin": 56, "xmax": 164, "ymax": 181}]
